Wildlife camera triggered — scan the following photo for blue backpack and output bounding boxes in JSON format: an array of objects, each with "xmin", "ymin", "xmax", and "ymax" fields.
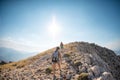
[{"xmin": 52, "ymin": 51, "xmax": 59, "ymax": 62}]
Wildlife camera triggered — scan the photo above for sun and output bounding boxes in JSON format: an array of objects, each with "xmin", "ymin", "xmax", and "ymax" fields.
[{"xmin": 48, "ymin": 15, "xmax": 60, "ymax": 38}]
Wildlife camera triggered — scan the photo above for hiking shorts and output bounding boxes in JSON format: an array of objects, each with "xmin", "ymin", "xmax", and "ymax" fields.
[{"xmin": 52, "ymin": 60, "xmax": 60, "ymax": 64}]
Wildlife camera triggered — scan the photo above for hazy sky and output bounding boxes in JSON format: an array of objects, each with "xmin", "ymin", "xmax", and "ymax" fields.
[{"xmin": 0, "ymin": 0, "xmax": 120, "ymax": 53}]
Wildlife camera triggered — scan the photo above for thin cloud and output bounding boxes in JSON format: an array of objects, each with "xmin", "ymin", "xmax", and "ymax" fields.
[{"xmin": 0, "ymin": 37, "xmax": 41, "ymax": 53}]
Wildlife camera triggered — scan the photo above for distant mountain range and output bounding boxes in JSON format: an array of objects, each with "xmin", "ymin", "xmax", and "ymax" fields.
[{"xmin": 0, "ymin": 47, "xmax": 37, "ymax": 62}]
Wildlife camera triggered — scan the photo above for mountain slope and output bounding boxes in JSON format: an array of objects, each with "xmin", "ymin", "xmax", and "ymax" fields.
[{"xmin": 0, "ymin": 42, "xmax": 120, "ymax": 80}]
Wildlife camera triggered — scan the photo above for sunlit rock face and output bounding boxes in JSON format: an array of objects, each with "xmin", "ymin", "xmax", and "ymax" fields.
[{"xmin": 0, "ymin": 42, "xmax": 120, "ymax": 80}]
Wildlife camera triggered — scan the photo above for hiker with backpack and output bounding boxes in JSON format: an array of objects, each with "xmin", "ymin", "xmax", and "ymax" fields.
[
  {"xmin": 52, "ymin": 47, "xmax": 62, "ymax": 79},
  {"xmin": 60, "ymin": 42, "xmax": 64, "ymax": 49},
  {"xmin": 60, "ymin": 42, "xmax": 64, "ymax": 55}
]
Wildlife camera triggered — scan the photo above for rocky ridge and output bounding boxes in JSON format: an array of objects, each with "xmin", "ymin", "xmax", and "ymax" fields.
[{"xmin": 0, "ymin": 42, "xmax": 120, "ymax": 80}]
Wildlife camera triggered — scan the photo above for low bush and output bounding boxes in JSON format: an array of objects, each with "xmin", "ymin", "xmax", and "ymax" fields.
[
  {"xmin": 45, "ymin": 67, "xmax": 52, "ymax": 74},
  {"xmin": 77, "ymin": 73, "xmax": 89, "ymax": 80},
  {"xmin": 74, "ymin": 61, "xmax": 82, "ymax": 67},
  {"xmin": 64, "ymin": 53, "xmax": 70, "ymax": 57}
]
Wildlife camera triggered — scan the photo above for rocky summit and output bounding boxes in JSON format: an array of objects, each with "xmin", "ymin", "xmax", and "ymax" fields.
[{"xmin": 0, "ymin": 42, "xmax": 120, "ymax": 80}]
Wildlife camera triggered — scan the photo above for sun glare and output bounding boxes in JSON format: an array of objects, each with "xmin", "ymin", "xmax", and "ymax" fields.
[{"xmin": 48, "ymin": 15, "xmax": 60, "ymax": 38}]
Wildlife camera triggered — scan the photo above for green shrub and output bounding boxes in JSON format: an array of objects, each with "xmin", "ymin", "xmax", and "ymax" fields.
[
  {"xmin": 16, "ymin": 65, "xmax": 24, "ymax": 68},
  {"xmin": 12, "ymin": 63, "xmax": 17, "ymax": 66},
  {"xmin": 45, "ymin": 67, "xmax": 52, "ymax": 74},
  {"xmin": 77, "ymin": 73, "xmax": 89, "ymax": 80},
  {"xmin": 64, "ymin": 54, "xmax": 70, "ymax": 57},
  {"xmin": 74, "ymin": 61, "xmax": 82, "ymax": 67}
]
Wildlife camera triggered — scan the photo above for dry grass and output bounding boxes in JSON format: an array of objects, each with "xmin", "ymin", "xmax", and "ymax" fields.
[
  {"xmin": 0, "ymin": 59, "xmax": 30, "ymax": 70},
  {"xmin": 0, "ymin": 42, "xmax": 79, "ymax": 71},
  {"xmin": 0, "ymin": 47, "xmax": 55, "ymax": 71}
]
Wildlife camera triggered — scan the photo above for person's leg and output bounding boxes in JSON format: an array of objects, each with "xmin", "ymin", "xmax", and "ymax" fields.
[
  {"xmin": 58, "ymin": 62, "xmax": 61, "ymax": 71},
  {"xmin": 52, "ymin": 63, "xmax": 56, "ymax": 76},
  {"xmin": 57, "ymin": 62, "xmax": 62, "ymax": 76}
]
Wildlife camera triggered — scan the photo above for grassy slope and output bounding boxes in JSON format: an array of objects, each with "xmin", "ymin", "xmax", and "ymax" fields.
[
  {"xmin": 0, "ymin": 47, "xmax": 55, "ymax": 71},
  {"xmin": 0, "ymin": 42, "xmax": 80, "ymax": 71}
]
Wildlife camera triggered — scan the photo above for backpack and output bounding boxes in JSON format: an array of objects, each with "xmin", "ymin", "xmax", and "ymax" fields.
[{"xmin": 52, "ymin": 51, "xmax": 59, "ymax": 62}]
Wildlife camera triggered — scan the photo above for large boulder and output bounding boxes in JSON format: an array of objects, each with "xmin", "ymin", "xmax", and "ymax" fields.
[
  {"xmin": 102, "ymin": 72, "xmax": 115, "ymax": 80},
  {"xmin": 96, "ymin": 72, "xmax": 115, "ymax": 80},
  {"xmin": 90, "ymin": 65, "xmax": 101, "ymax": 77}
]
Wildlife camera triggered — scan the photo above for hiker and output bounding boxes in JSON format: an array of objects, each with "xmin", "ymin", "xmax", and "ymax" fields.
[
  {"xmin": 60, "ymin": 42, "xmax": 64, "ymax": 49},
  {"xmin": 52, "ymin": 47, "xmax": 62, "ymax": 79}
]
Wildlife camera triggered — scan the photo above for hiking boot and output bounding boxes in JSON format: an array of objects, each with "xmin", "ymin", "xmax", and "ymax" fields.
[
  {"xmin": 60, "ymin": 70, "xmax": 62, "ymax": 76},
  {"xmin": 53, "ymin": 75, "xmax": 56, "ymax": 80}
]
